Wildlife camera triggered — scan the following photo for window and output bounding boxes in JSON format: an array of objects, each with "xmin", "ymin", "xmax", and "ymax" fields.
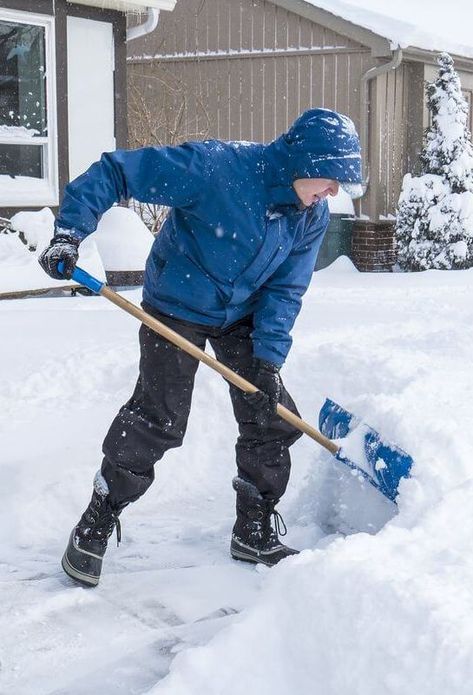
[
  {"xmin": 462, "ymin": 89, "xmax": 473, "ymax": 137},
  {"xmin": 0, "ymin": 9, "xmax": 57, "ymax": 206}
]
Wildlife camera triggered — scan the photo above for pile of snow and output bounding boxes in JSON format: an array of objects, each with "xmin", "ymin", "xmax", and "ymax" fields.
[
  {"xmin": 0, "ymin": 208, "xmax": 104, "ymax": 295},
  {"xmin": 318, "ymin": 254, "xmax": 358, "ymax": 273},
  {"xmin": 0, "ymin": 205, "xmax": 153, "ymax": 296},
  {"xmin": 91, "ymin": 206, "xmax": 154, "ymax": 271},
  {"xmin": 306, "ymin": 0, "xmax": 473, "ymax": 58},
  {"xmin": 327, "ymin": 187, "xmax": 355, "ymax": 215},
  {"xmin": 1, "ymin": 262, "xmax": 473, "ymax": 693}
]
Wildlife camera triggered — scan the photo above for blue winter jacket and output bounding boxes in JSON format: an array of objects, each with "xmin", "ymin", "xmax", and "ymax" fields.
[{"xmin": 56, "ymin": 108, "xmax": 361, "ymax": 366}]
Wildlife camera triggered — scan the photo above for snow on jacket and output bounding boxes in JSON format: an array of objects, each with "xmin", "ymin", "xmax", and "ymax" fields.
[{"xmin": 56, "ymin": 108, "xmax": 361, "ymax": 366}]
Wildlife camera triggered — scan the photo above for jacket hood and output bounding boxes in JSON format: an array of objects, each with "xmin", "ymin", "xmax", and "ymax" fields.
[{"xmin": 263, "ymin": 108, "xmax": 362, "ymax": 205}]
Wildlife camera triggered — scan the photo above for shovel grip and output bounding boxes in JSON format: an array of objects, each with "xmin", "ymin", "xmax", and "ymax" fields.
[{"xmin": 58, "ymin": 262, "xmax": 105, "ymax": 294}]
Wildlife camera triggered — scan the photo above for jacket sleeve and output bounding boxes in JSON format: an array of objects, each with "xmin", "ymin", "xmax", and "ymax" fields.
[
  {"xmin": 251, "ymin": 204, "xmax": 330, "ymax": 367},
  {"xmin": 55, "ymin": 143, "xmax": 208, "ymax": 241}
]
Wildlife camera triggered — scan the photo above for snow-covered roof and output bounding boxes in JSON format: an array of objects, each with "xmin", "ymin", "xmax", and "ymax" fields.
[
  {"xmin": 302, "ymin": 0, "xmax": 473, "ymax": 60},
  {"xmin": 67, "ymin": 0, "xmax": 176, "ymax": 13}
]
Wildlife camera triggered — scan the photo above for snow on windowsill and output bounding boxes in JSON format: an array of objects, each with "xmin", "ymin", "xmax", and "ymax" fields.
[
  {"xmin": 0, "ymin": 125, "xmax": 40, "ymax": 140},
  {"xmin": 0, "ymin": 175, "xmax": 58, "ymax": 207}
]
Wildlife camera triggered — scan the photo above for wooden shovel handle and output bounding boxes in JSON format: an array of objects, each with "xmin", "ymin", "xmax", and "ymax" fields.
[{"xmin": 101, "ymin": 285, "xmax": 339, "ymax": 455}]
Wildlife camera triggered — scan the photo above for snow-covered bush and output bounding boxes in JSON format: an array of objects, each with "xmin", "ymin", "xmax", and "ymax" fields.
[{"xmin": 396, "ymin": 53, "xmax": 473, "ymax": 270}]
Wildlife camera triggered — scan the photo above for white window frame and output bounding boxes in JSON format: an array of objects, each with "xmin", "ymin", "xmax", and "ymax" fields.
[{"xmin": 0, "ymin": 8, "xmax": 58, "ymax": 207}]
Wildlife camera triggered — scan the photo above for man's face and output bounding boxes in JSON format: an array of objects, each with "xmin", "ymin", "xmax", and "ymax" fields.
[{"xmin": 293, "ymin": 178, "xmax": 339, "ymax": 207}]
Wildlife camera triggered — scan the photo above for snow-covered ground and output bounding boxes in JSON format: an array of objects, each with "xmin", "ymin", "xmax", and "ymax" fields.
[{"xmin": 1, "ymin": 260, "xmax": 473, "ymax": 694}]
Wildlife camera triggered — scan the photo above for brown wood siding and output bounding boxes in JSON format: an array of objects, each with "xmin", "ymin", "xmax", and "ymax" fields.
[
  {"xmin": 129, "ymin": 0, "xmax": 365, "ymax": 58},
  {"xmin": 128, "ymin": 0, "xmax": 432, "ymax": 220},
  {"xmin": 129, "ymin": 49, "xmax": 374, "ymax": 142},
  {"xmin": 0, "ymin": 0, "xmax": 54, "ymax": 13},
  {"xmin": 128, "ymin": 0, "xmax": 374, "ymax": 144}
]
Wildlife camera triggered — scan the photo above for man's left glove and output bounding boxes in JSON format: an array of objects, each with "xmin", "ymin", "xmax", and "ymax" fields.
[
  {"xmin": 243, "ymin": 358, "xmax": 282, "ymax": 428},
  {"xmin": 38, "ymin": 231, "xmax": 80, "ymax": 280}
]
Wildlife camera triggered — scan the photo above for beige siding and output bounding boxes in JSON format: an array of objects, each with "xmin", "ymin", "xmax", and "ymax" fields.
[
  {"xmin": 131, "ymin": 0, "xmax": 365, "ymax": 57},
  {"xmin": 127, "ymin": 0, "xmax": 425, "ymax": 219},
  {"xmin": 128, "ymin": 0, "xmax": 373, "ymax": 140},
  {"xmin": 425, "ymin": 63, "xmax": 473, "ymax": 134},
  {"xmin": 370, "ymin": 63, "xmax": 411, "ymax": 218}
]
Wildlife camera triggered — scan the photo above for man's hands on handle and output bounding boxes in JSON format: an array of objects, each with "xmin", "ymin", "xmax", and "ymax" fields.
[
  {"xmin": 38, "ymin": 231, "xmax": 80, "ymax": 280},
  {"xmin": 243, "ymin": 358, "xmax": 282, "ymax": 427}
]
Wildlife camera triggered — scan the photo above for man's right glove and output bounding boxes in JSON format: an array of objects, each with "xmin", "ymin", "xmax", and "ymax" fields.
[
  {"xmin": 38, "ymin": 231, "xmax": 80, "ymax": 280},
  {"xmin": 243, "ymin": 358, "xmax": 282, "ymax": 428}
]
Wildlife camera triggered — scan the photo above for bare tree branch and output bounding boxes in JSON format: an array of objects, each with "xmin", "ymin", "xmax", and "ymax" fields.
[{"xmin": 127, "ymin": 63, "xmax": 211, "ymax": 233}]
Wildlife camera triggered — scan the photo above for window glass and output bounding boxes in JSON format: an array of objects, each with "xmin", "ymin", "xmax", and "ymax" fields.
[
  {"xmin": 0, "ymin": 142, "xmax": 43, "ymax": 177},
  {"xmin": 461, "ymin": 89, "xmax": 473, "ymax": 136},
  {"xmin": 0, "ymin": 21, "xmax": 47, "ymax": 136}
]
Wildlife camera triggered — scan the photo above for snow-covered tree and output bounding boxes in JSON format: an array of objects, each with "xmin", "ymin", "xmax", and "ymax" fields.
[{"xmin": 396, "ymin": 53, "xmax": 473, "ymax": 270}]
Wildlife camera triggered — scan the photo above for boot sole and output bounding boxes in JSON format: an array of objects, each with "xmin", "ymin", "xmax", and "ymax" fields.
[
  {"xmin": 231, "ymin": 548, "xmax": 275, "ymax": 567},
  {"xmin": 61, "ymin": 551, "xmax": 100, "ymax": 587}
]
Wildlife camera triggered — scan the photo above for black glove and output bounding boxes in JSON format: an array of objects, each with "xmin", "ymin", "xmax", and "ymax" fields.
[
  {"xmin": 38, "ymin": 231, "xmax": 80, "ymax": 280},
  {"xmin": 244, "ymin": 358, "xmax": 282, "ymax": 427}
]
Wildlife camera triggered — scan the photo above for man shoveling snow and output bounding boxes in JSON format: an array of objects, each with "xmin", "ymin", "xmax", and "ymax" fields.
[{"xmin": 39, "ymin": 108, "xmax": 363, "ymax": 586}]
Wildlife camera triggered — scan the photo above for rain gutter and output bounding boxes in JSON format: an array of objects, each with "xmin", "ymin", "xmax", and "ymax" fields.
[
  {"xmin": 360, "ymin": 47, "xmax": 403, "ymax": 193},
  {"xmin": 126, "ymin": 8, "xmax": 160, "ymax": 42}
]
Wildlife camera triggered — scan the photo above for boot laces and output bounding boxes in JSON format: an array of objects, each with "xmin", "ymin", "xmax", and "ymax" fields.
[
  {"xmin": 81, "ymin": 494, "xmax": 122, "ymax": 546},
  {"xmin": 113, "ymin": 512, "xmax": 122, "ymax": 546},
  {"xmin": 271, "ymin": 509, "xmax": 287, "ymax": 537},
  {"xmin": 100, "ymin": 504, "xmax": 122, "ymax": 547}
]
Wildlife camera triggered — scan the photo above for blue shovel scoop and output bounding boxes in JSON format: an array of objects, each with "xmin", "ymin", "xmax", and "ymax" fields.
[{"xmin": 62, "ymin": 264, "xmax": 413, "ymax": 502}]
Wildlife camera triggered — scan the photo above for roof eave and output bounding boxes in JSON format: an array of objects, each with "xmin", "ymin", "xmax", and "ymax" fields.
[
  {"xmin": 268, "ymin": 0, "xmax": 393, "ymax": 57},
  {"xmin": 402, "ymin": 46, "xmax": 473, "ymax": 72},
  {"xmin": 67, "ymin": 0, "xmax": 176, "ymax": 13}
]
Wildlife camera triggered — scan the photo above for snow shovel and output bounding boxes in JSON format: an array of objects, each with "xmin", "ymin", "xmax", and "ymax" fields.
[{"xmin": 61, "ymin": 264, "xmax": 413, "ymax": 502}]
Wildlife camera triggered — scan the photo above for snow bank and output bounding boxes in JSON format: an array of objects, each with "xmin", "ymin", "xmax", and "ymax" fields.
[
  {"xmin": 91, "ymin": 206, "xmax": 154, "ymax": 271},
  {"xmin": 150, "ymin": 487, "xmax": 473, "ymax": 695},
  {"xmin": 318, "ymin": 254, "xmax": 358, "ymax": 273},
  {"xmin": 0, "ymin": 206, "xmax": 153, "ymax": 296},
  {"xmin": 327, "ymin": 187, "xmax": 355, "ymax": 215},
  {"xmin": 146, "ymin": 267, "xmax": 473, "ymax": 695},
  {"xmin": 0, "ymin": 206, "xmax": 152, "ymax": 295},
  {"xmin": 0, "ymin": 208, "xmax": 104, "ymax": 295}
]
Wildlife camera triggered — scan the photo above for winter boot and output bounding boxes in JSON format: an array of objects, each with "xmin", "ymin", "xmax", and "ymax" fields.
[
  {"xmin": 61, "ymin": 472, "xmax": 123, "ymax": 587},
  {"xmin": 230, "ymin": 477, "xmax": 299, "ymax": 567}
]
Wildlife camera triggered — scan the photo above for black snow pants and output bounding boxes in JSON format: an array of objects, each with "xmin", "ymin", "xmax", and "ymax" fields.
[{"xmin": 101, "ymin": 307, "xmax": 302, "ymax": 509}]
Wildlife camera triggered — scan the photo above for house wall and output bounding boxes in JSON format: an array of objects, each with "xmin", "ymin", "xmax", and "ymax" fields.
[
  {"xmin": 128, "ymin": 0, "xmax": 473, "ymax": 227},
  {"xmin": 0, "ymin": 0, "xmax": 127, "ymax": 218},
  {"xmin": 373, "ymin": 60, "xmax": 473, "ymax": 221},
  {"xmin": 369, "ymin": 61, "xmax": 416, "ymax": 220},
  {"xmin": 424, "ymin": 62, "xmax": 473, "ymax": 133},
  {"xmin": 128, "ymin": 0, "xmax": 381, "ymax": 210}
]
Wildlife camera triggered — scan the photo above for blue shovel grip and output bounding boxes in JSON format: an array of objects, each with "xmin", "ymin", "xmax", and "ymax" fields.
[{"xmin": 57, "ymin": 261, "xmax": 105, "ymax": 294}]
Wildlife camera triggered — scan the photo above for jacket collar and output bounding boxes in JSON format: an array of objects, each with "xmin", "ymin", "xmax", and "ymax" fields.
[{"xmin": 262, "ymin": 141, "xmax": 300, "ymax": 208}]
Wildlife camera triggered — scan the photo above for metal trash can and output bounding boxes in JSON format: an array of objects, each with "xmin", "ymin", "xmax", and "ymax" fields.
[{"xmin": 315, "ymin": 214, "xmax": 355, "ymax": 270}]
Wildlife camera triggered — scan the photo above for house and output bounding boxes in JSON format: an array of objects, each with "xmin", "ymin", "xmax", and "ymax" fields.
[
  {"xmin": 0, "ymin": 0, "xmax": 176, "ymax": 219},
  {"xmin": 127, "ymin": 0, "xmax": 473, "ymax": 270}
]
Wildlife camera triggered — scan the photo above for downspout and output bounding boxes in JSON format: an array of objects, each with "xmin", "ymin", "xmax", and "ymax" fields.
[
  {"xmin": 126, "ymin": 8, "xmax": 160, "ymax": 42},
  {"xmin": 360, "ymin": 47, "xmax": 403, "ymax": 196}
]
